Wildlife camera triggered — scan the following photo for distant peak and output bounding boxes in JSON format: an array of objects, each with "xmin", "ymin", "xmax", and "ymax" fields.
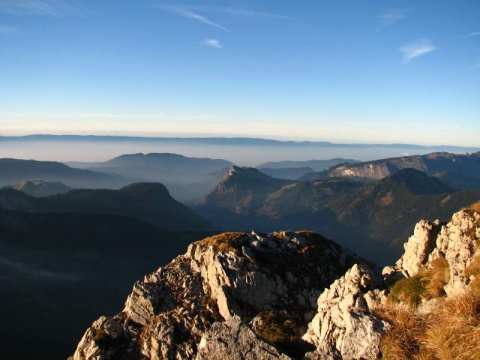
[
  {"xmin": 226, "ymin": 166, "xmax": 271, "ymax": 179},
  {"xmin": 386, "ymin": 168, "xmax": 452, "ymax": 194}
]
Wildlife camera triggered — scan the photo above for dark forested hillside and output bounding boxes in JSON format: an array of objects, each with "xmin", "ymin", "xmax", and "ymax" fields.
[
  {"xmin": 0, "ymin": 208, "xmax": 217, "ymax": 360},
  {"xmin": 196, "ymin": 167, "xmax": 480, "ymax": 264},
  {"xmin": 0, "ymin": 158, "xmax": 128, "ymax": 189}
]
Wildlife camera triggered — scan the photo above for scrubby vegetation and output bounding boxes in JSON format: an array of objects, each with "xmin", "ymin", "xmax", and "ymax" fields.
[
  {"xmin": 194, "ymin": 232, "xmax": 249, "ymax": 254},
  {"xmin": 422, "ymin": 258, "xmax": 450, "ymax": 299},
  {"xmin": 254, "ymin": 311, "xmax": 314, "ymax": 359},
  {"xmin": 380, "ymin": 232, "xmax": 480, "ymax": 359},
  {"xmin": 387, "ymin": 258, "xmax": 450, "ymax": 308},
  {"xmin": 388, "ymin": 275, "xmax": 426, "ymax": 308},
  {"xmin": 464, "ymin": 202, "xmax": 480, "ymax": 215},
  {"xmin": 378, "ymin": 287, "xmax": 480, "ymax": 360},
  {"xmin": 375, "ymin": 305, "xmax": 427, "ymax": 359}
]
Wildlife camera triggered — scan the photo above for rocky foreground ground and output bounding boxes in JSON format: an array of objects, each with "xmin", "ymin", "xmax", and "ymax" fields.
[{"xmin": 71, "ymin": 206, "xmax": 480, "ymax": 359}]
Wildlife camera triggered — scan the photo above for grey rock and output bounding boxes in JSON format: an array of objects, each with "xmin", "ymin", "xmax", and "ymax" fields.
[
  {"xmin": 303, "ymin": 264, "xmax": 390, "ymax": 360},
  {"xmin": 196, "ymin": 316, "xmax": 291, "ymax": 360}
]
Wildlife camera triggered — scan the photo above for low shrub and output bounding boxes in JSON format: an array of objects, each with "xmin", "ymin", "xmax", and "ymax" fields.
[
  {"xmin": 255, "ymin": 311, "xmax": 314, "ymax": 359},
  {"xmin": 388, "ymin": 275, "xmax": 426, "ymax": 308}
]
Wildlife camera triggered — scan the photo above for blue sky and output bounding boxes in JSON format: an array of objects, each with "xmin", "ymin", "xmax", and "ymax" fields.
[{"xmin": 0, "ymin": 0, "xmax": 479, "ymax": 146}]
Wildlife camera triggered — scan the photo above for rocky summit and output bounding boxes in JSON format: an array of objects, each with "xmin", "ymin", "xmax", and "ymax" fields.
[{"xmin": 72, "ymin": 205, "xmax": 480, "ymax": 360}]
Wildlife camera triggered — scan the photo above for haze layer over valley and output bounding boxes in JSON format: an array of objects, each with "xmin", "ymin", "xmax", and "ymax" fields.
[{"xmin": 1, "ymin": 135, "xmax": 479, "ymax": 165}]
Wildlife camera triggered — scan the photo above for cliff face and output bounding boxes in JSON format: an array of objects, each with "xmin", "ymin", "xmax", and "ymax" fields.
[
  {"xmin": 301, "ymin": 151, "xmax": 480, "ymax": 190},
  {"xmin": 388, "ymin": 207, "xmax": 480, "ymax": 295},
  {"xmin": 72, "ymin": 206, "xmax": 480, "ymax": 360}
]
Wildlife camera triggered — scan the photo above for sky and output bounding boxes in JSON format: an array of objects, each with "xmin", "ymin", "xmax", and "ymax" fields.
[{"xmin": 0, "ymin": 0, "xmax": 479, "ymax": 146}]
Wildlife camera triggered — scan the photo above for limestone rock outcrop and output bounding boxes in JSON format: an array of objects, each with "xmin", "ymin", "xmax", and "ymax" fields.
[
  {"xmin": 303, "ymin": 264, "xmax": 389, "ymax": 360},
  {"xmin": 195, "ymin": 316, "xmax": 291, "ymax": 360},
  {"xmin": 72, "ymin": 230, "xmax": 362, "ymax": 359},
  {"xmin": 72, "ymin": 205, "xmax": 480, "ymax": 360},
  {"xmin": 386, "ymin": 208, "xmax": 480, "ymax": 295}
]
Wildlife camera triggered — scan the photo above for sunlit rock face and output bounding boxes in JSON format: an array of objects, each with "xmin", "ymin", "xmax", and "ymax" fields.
[
  {"xmin": 388, "ymin": 209, "xmax": 480, "ymax": 296},
  {"xmin": 71, "ymin": 206, "xmax": 480, "ymax": 360},
  {"xmin": 303, "ymin": 264, "xmax": 390, "ymax": 360},
  {"xmin": 72, "ymin": 230, "xmax": 364, "ymax": 359}
]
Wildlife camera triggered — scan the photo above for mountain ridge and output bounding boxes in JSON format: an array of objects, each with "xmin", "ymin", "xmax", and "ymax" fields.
[
  {"xmin": 0, "ymin": 183, "xmax": 213, "ymax": 231},
  {"xmin": 195, "ymin": 165, "xmax": 480, "ymax": 264},
  {"xmin": 300, "ymin": 151, "xmax": 480, "ymax": 189}
]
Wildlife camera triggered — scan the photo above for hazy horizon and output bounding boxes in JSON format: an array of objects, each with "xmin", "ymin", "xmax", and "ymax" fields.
[{"xmin": 1, "ymin": 135, "xmax": 478, "ymax": 166}]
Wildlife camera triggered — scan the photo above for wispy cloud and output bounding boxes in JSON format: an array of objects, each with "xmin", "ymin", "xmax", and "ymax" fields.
[
  {"xmin": 0, "ymin": 0, "xmax": 87, "ymax": 16},
  {"xmin": 400, "ymin": 39, "xmax": 436, "ymax": 63},
  {"xmin": 0, "ymin": 24, "xmax": 17, "ymax": 34},
  {"xmin": 160, "ymin": 5, "xmax": 230, "ymax": 32},
  {"xmin": 202, "ymin": 38, "xmax": 222, "ymax": 48},
  {"xmin": 375, "ymin": 9, "xmax": 407, "ymax": 32},
  {"xmin": 472, "ymin": 61, "xmax": 480, "ymax": 69},
  {"xmin": 185, "ymin": 5, "xmax": 293, "ymax": 20},
  {"xmin": 461, "ymin": 31, "xmax": 480, "ymax": 37}
]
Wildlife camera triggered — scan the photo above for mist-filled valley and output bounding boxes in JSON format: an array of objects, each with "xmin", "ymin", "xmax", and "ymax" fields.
[{"xmin": 2, "ymin": 135, "xmax": 478, "ymax": 165}]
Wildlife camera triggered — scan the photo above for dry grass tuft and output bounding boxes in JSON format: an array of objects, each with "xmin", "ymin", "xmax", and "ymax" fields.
[
  {"xmin": 423, "ymin": 258, "xmax": 450, "ymax": 299},
  {"xmin": 421, "ymin": 291, "xmax": 480, "ymax": 360},
  {"xmin": 374, "ymin": 305, "xmax": 427, "ymax": 359},
  {"xmin": 465, "ymin": 254, "xmax": 480, "ymax": 295},
  {"xmin": 465, "ymin": 202, "xmax": 480, "ymax": 214},
  {"xmin": 378, "ymin": 286, "xmax": 480, "ymax": 360},
  {"xmin": 195, "ymin": 232, "xmax": 248, "ymax": 254}
]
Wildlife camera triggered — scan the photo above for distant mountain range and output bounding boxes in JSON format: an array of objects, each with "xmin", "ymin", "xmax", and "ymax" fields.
[
  {"xmin": 0, "ymin": 158, "xmax": 128, "ymax": 189},
  {"xmin": 67, "ymin": 153, "xmax": 232, "ymax": 203},
  {"xmin": 2, "ymin": 180, "xmax": 72, "ymax": 197},
  {"xmin": 257, "ymin": 166, "xmax": 315, "ymax": 180},
  {"xmin": 256, "ymin": 158, "xmax": 360, "ymax": 181},
  {"xmin": 0, "ymin": 183, "xmax": 212, "ymax": 231},
  {"xmin": 196, "ymin": 164, "xmax": 480, "ymax": 265},
  {"xmin": 2, "ymin": 134, "xmax": 479, "ymax": 153},
  {"xmin": 257, "ymin": 158, "xmax": 360, "ymax": 171},
  {"xmin": 301, "ymin": 151, "xmax": 480, "ymax": 190}
]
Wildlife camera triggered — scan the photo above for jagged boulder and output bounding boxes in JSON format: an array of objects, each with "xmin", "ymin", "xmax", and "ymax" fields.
[
  {"xmin": 428, "ymin": 209, "xmax": 480, "ymax": 294},
  {"xmin": 385, "ymin": 208, "xmax": 480, "ymax": 296},
  {"xmin": 72, "ymin": 230, "xmax": 362, "ymax": 359},
  {"xmin": 196, "ymin": 316, "xmax": 291, "ymax": 360},
  {"xmin": 394, "ymin": 220, "xmax": 442, "ymax": 277},
  {"xmin": 303, "ymin": 264, "xmax": 389, "ymax": 360}
]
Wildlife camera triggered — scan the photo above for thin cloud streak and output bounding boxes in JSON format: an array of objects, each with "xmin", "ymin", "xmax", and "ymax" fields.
[
  {"xmin": 400, "ymin": 39, "xmax": 436, "ymax": 63},
  {"xmin": 202, "ymin": 38, "xmax": 222, "ymax": 48},
  {"xmin": 0, "ymin": 0, "xmax": 87, "ymax": 16},
  {"xmin": 461, "ymin": 31, "xmax": 480, "ymax": 37},
  {"xmin": 160, "ymin": 5, "xmax": 230, "ymax": 32},
  {"xmin": 185, "ymin": 5, "xmax": 294, "ymax": 20},
  {"xmin": 375, "ymin": 9, "xmax": 407, "ymax": 32}
]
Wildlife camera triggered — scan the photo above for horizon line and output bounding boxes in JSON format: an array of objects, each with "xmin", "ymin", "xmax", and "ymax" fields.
[{"xmin": 1, "ymin": 133, "xmax": 479, "ymax": 150}]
